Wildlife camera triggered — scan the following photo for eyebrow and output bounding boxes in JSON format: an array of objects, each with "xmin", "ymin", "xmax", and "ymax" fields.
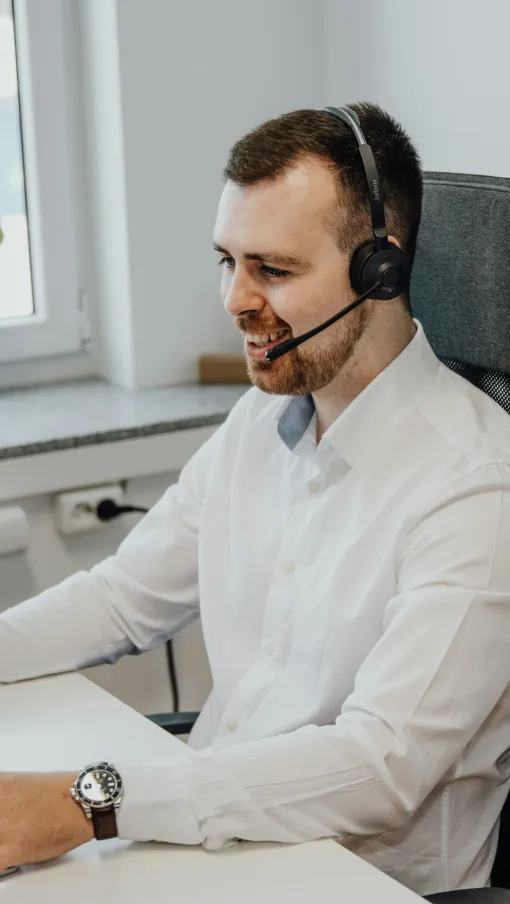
[{"xmin": 213, "ymin": 242, "xmax": 310, "ymax": 270}]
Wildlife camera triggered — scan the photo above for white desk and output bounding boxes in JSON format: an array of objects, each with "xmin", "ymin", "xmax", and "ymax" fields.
[{"xmin": 0, "ymin": 673, "xmax": 422, "ymax": 903}]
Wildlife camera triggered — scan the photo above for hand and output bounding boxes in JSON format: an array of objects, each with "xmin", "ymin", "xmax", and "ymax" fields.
[{"xmin": 0, "ymin": 772, "xmax": 94, "ymax": 872}]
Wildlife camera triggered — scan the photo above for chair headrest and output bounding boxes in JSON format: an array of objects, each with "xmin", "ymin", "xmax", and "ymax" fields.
[{"xmin": 411, "ymin": 172, "xmax": 510, "ymax": 375}]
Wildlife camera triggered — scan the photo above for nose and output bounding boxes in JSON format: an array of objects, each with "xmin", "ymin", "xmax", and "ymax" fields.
[{"xmin": 223, "ymin": 270, "xmax": 266, "ymax": 319}]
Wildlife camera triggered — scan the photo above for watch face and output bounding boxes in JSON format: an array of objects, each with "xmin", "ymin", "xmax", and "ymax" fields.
[{"xmin": 77, "ymin": 763, "xmax": 122, "ymax": 808}]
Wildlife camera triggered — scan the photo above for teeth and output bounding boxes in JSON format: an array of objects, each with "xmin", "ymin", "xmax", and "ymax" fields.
[{"xmin": 246, "ymin": 329, "xmax": 288, "ymax": 346}]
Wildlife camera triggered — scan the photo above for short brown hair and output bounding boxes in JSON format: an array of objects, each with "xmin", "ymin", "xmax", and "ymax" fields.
[{"xmin": 223, "ymin": 103, "xmax": 423, "ymax": 308}]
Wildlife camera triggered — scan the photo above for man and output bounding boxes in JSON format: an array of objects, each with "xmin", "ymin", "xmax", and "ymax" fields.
[{"xmin": 1, "ymin": 103, "xmax": 510, "ymax": 897}]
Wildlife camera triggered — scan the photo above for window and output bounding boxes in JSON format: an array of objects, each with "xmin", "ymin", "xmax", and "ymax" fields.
[
  {"xmin": 0, "ymin": 0, "xmax": 33, "ymax": 321},
  {"xmin": 0, "ymin": 0, "xmax": 83, "ymax": 363}
]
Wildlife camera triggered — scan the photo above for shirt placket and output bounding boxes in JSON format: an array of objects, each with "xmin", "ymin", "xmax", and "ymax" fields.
[{"xmin": 217, "ymin": 453, "xmax": 330, "ymax": 742}]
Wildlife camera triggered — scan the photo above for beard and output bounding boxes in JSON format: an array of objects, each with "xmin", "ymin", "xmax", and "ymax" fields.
[{"xmin": 244, "ymin": 303, "xmax": 371, "ymax": 396}]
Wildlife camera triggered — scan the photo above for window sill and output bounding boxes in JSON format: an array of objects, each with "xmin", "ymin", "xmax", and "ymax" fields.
[
  {"xmin": 0, "ymin": 379, "xmax": 248, "ymax": 460},
  {"xmin": 0, "ymin": 380, "xmax": 248, "ymax": 501}
]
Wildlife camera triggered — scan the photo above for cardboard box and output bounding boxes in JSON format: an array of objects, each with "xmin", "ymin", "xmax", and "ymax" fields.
[{"xmin": 199, "ymin": 354, "xmax": 250, "ymax": 384}]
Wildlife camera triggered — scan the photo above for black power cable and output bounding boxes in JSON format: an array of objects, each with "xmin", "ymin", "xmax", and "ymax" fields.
[
  {"xmin": 96, "ymin": 497, "xmax": 180, "ymax": 713},
  {"xmin": 96, "ymin": 499, "xmax": 150, "ymax": 520}
]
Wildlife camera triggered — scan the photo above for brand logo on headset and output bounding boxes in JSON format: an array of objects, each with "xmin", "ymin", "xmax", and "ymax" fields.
[{"xmin": 372, "ymin": 179, "xmax": 380, "ymax": 202}]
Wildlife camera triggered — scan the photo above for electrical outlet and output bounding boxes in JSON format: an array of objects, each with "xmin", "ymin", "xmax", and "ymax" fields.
[{"xmin": 53, "ymin": 483, "xmax": 124, "ymax": 534}]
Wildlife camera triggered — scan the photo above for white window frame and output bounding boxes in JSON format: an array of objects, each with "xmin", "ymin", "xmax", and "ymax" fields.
[{"xmin": 0, "ymin": 0, "xmax": 83, "ymax": 363}]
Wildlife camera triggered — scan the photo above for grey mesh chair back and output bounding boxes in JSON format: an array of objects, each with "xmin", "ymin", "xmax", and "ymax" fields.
[
  {"xmin": 411, "ymin": 172, "xmax": 510, "ymax": 413},
  {"xmin": 412, "ymin": 173, "xmax": 510, "ymax": 901}
]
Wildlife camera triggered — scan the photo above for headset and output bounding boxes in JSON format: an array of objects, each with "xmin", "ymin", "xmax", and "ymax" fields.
[{"xmin": 265, "ymin": 105, "xmax": 411, "ymax": 362}]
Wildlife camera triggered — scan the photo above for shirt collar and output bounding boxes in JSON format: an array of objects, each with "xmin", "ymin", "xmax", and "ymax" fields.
[{"xmin": 275, "ymin": 320, "xmax": 439, "ymax": 465}]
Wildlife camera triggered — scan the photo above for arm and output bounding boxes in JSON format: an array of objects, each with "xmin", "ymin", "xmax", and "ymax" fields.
[
  {"xmin": 113, "ymin": 463, "xmax": 510, "ymax": 848},
  {"xmin": 0, "ymin": 425, "xmax": 224, "ymax": 684}
]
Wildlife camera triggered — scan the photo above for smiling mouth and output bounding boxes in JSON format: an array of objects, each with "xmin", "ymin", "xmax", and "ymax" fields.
[
  {"xmin": 244, "ymin": 330, "xmax": 292, "ymax": 362},
  {"xmin": 243, "ymin": 329, "xmax": 290, "ymax": 348}
]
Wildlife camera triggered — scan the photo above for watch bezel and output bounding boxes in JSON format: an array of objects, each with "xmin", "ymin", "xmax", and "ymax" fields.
[{"xmin": 74, "ymin": 761, "xmax": 123, "ymax": 809}]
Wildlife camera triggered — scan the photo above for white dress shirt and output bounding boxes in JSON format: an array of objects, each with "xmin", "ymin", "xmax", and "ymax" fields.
[{"xmin": 2, "ymin": 321, "xmax": 510, "ymax": 896}]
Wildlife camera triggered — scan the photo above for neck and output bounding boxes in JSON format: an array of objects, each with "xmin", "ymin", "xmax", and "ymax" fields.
[{"xmin": 313, "ymin": 310, "xmax": 417, "ymax": 444}]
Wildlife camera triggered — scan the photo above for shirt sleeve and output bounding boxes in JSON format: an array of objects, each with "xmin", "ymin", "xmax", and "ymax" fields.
[
  {"xmin": 0, "ymin": 424, "xmax": 225, "ymax": 684},
  {"xmin": 114, "ymin": 462, "xmax": 510, "ymax": 849}
]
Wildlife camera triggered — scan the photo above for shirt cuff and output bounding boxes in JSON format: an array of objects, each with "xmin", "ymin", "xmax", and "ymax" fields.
[
  {"xmin": 114, "ymin": 750, "xmax": 258, "ymax": 850},
  {"xmin": 115, "ymin": 759, "xmax": 202, "ymax": 846}
]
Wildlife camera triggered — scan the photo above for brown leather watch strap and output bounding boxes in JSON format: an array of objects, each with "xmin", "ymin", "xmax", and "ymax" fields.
[{"xmin": 91, "ymin": 807, "xmax": 118, "ymax": 841}]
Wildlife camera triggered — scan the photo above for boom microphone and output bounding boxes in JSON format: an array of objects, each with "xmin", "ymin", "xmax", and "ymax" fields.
[{"xmin": 264, "ymin": 281, "xmax": 382, "ymax": 362}]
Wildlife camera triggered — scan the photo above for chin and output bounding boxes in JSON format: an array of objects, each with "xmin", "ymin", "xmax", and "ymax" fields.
[
  {"xmin": 247, "ymin": 369, "xmax": 284, "ymax": 396},
  {"xmin": 246, "ymin": 358, "xmax": 312, "ymax": 397}
]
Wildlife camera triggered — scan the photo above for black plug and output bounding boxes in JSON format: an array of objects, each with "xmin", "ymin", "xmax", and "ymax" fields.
[{"xmin": 96, "ymin": 499, "xmax": 149, "ymax": 521}]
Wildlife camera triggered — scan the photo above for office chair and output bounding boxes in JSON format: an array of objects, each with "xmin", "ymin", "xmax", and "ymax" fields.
[
  {"xmin": 148, "ymin": 172, "xmax": 510, "ymax": 903},
  {"xmin": 146, "ymin": 710, "xmax": 199, "ymax": 736},
  {"xmin": 413, "ymin": 171, "xmax": 510, "ymax": 902}
]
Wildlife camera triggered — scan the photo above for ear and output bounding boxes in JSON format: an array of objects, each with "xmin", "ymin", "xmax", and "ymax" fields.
[{"xmin": 387, "ymin": 234, "xmax": 403, "ymax": 251}]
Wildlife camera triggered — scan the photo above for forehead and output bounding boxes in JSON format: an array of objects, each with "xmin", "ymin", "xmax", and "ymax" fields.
[{"xmin": 214, "ymin": 157, "xmax": 339, "ymax": 252}]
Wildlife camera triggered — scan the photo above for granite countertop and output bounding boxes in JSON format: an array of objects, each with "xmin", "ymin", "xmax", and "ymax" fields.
[{"xmin": 0, "ymin": 380, "xmax": 249, "ymax": 460}]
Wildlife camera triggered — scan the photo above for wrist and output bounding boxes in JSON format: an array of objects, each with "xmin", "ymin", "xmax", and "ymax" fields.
[
  {"xmin": 51, "ymin": 772, "xmax": 95, "ymax": 845},
  {"xmin": 67, "ymin": 795, "xmax": 95, "ymax": 843}
]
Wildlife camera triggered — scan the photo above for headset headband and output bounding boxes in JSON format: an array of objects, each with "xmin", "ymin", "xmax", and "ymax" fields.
[{"xmin": 323, "ymin": 105, "xmax": 388, "ymax": 251}]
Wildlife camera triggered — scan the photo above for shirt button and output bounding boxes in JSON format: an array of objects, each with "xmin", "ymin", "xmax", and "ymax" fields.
[
  {"xmin": 308, "ymin": 480, "xmax": 320, "ymax": 493},
  {"xmin": 226, "ymin": 717, "xmax": 239, "ymax": 733},
  {"xmin": 283, "ymin": 561, "xmax": 295, "ymax": 575},
  {"xmin": 264, "ymin": 641, "xmax": 276, "ymax": 656}
]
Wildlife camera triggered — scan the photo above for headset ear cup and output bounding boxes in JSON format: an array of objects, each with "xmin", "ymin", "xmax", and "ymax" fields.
[
  {"xmin": 350, "ymin": 240, "xmax": 410, "ymax": 301},
  {"xmin": 350, "ymin": 242, "xmax": 377, "ymax": 295}
]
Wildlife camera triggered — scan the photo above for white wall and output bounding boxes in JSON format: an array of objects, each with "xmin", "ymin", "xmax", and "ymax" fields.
[
  {"xmin": 80, "ymin": 0, "xmax": 323, "ymax": 389},
  {"xmin": 322, "ymin": 0, "xmax": 510, "ymax": 177},
  {"xmin": 0, "ymin": 470, "xmax": 212, "ymax": 716},
  {"xmin": 81, "ymin": 0, "xmax": 510, "ymax": 391}
]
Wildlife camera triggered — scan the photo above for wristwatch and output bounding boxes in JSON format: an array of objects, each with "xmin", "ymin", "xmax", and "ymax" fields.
[{"xmin": 70, "ymin": 761, "xmax": 123, "ymax": 840}]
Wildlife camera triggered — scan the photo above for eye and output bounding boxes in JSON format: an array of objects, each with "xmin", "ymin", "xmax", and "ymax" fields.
[
  {"xmin": 217, "ymin": 257, "xmax": 290, "ymax": 280},
  {"xmin": 261, "ymin": 264, "xmax": 290, "ymax": 279},
  {"xmin": 217, "ymin": 255, "xmax": 235, "ymax": 270}
]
